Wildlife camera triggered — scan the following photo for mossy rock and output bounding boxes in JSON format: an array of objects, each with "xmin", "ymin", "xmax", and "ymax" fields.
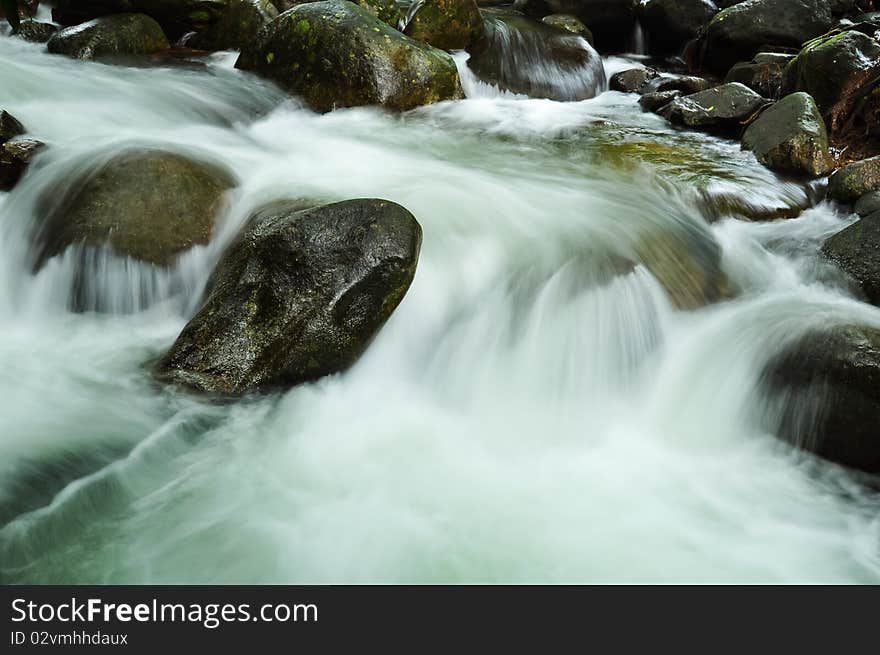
[
  {"xmin": 271, "ymin": 0, "xmax": 401, "ymax": 25},
  {"xmin": 403, "ymin": 0, "xmax": 484, "ymax": 51},
  {"xmin": 16, "ymin": 20, "xmax": 59, "ymax": 43},
  {"xmin": 742, "ymin": 92, "xmax": 831, "ymax": 177},
  {"xmin": 34, "ymin": 147, "xmax": 236, "ymax": 269},
  {"xmin": 236, "ymin": 1, "xmax": 463, "ymax": 112},
  {"xmin": 828, "ymin": 156, "xmax": 880, "ymax": 203},
  {"xmin": 187, "ymin": 0, "xmax": 278, "ymax": 50},
  {"xmin": 541, "ymin": 14, "xmax": 592, "ymax": 43},
  {"xmin": 47, "ymin": 13, "xmax": 170, "ymax": 60},
  {"xmin": 156, "ymin": 198, "xmax": 422, "ymax": 394}
]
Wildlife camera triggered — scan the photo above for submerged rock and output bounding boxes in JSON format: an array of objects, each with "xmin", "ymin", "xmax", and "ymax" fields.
[
  {"xmin": 235, "ymin": 1, "xmax": 463, "ymax": 112},
  {"xmin": 660, "ymin": 82, "xmax": 768, "ymax": 135},
  {"xmin": 186, "ymin": 0, "xmax": 278, "ymax": 50},
  {"xmin": 701, "ymin": 0, "xmax": 834, "ymax": 73},
  {"xmin": 403, "ymin": 0, "xmax": 485, "ymax": 51},
  {"xmin": 741, "ymin": 92, "xmax": 831, "ymax": 177},
  {"xmin": 35, "ymin": 148, "xmax": 236, "ymax": 269},
  {"xmin": 47, "ymin": 13, "xmax": 170, "ymax": 60},
  {"xmin": 724, "ymin": 52, "xmax": 795, "ymax": 100},
  {"xmin": 466, "ymin": 12, "xmax": 604, "ymax": 101},
  {"xmin": 828, "ymin": 156, "xmax": 880, "ymax": 203},
  {"xmin": 638, "ymin": 0, "xmax": 719, "ymax": 55},
  {"xmin": 764, "ymin": 324, "xmax": 880, "ymax": 474},
  {"xmin": 782, "ymin": 30, "xmax": 880, "ymax": 136},
  {"xmin": 157, "ymin": 198, "xmax": 422, "ymax": 394},
  {"xmin": 822, "ymin": 211, "xmax": 880, "ymax": 307},
  {"xmin": 0, "ymin": 138, "xmax": 44, "ymax": 192}
]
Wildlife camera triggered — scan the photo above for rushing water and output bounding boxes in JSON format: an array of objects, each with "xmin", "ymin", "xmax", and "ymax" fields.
[{"xmin": 1, "ymin": 33, "xmax": 879, "ymax": 583}]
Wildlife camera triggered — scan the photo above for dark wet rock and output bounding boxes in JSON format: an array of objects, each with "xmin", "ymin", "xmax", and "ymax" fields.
[
  {"xmin": 741, "ymin": 92, "xmax": 831, "ymax": 177},
  {"xmin": 16, "ymin": 19, "xmax": 59, "ymax": 43},
  {"xmin": 467, "ymin": 12, "xmax": 604, "ymax": 100},
  {"xmin": 0, "ymin": 138, "xmax": 44, "ymax": 192},
  {"xmin": 639, "ymin": 89, "xmax": 682, "ymax": 112},
  {"xmin": 781, "ymin": 30, "xmax": 880, "ymax": 137},
  {"xmin": 0, "ymin": 0, "xmax": 37, "ymax": 21},
  {"xmin": 724, "ymin": 52, "xmax": 795, "ymax": 99},
  {"xmin": 517, "ymin": 0, "xmax": 637, "ymax": 51},
  {"xmin": 0, "ymin": 110, "xmax": 25, "ymax": 144},
  {"xmin": 855, "ymin": 191, "xmax": 880, "ymax": 216},
  {"xmin": 403, "ymin": 0, "xmax": 484, "ymax": 51},
  {"xmin": 157, "ymin": 198, "xmax": 422, "ymax": 395},
  {"xmin": 541, "ymin": 13, "xmax": 592, "ymax": 42},
  {"xmin": 35, "ymin": 148, "xmax": 236, "ymax": 269},
  {"xmin": 186, "ymin": 0, "xmax": 277, "ymax": 50},
  {"xmin": 638, "ymin": 0, "xmax": 719, "ymax": 55},
  {"xmin": 51, "ymin": 0, "xmax": 228, "ymax": 39},
  {"xmin": 660, "ymin": 82, "xmax": 769, "ymax": 135},
  {"xmin": 647, "ymin": 74, "xmax": 710, "ymax": 95},
  {"xmin": 273, "ymin": 0, "xmax": 401, "ymax": 25},
  {"xmin": 236, "ymin": 1, "xmax": 462, "ymax": 112},
  {"xmin": 608, "ymin": 68, "xmax": 660, "ymax": 93},
  {"xmin": 822, "ymin": 210, "xmax": 880, "ymax": 306},
  {"xmin": 828, "ymin": 156, "xmax": 880, "ymax": 202},
  {"xmin": 764, "ymin": 324, "xmax": 880, "ymax": 474},
  {"xmin": 47, "ymin": 13, "xmax": 170, "ymax": 60},
  {"xmin": 609, "ymin": 67, "xmax": 659, "ymax": 94},
  {"xmin": 701, "ymin": 0, "xmax": 834, "ymax": 73}
]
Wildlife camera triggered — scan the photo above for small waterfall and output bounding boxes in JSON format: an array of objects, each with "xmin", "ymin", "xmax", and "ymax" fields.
[{"xmin": 630, "ymin": 21, "xmax": 648, "ymax": 57}]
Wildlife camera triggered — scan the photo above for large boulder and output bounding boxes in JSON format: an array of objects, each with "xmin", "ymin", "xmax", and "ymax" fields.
[
  {"xmin": 34, "ymin": 148, "xmax": 236, "ymax": 269},
  {"xmin": 822, "ymin": 211, "xmax": 880, "ymax": 306},
  {"xmin": 763, "ymin": 324, "xmax": 880, "ymax": 474},
  {"xmin": 271, "ymin": 0, "xmax": 401, "ymax": 25},
  {"xmin": 185, "ymin": 0, "xmax": 277, "ymax": 50},
  {"xmin": 741, "ymin": 92, "xmax": 831, "ymax": 177},
  {"xmin": 781, "ymin": 30, "xmax": 880, "ymax": 136},
  {"xmin": 47, "ymin": 14, "xmax": 170, "ymax": 59},
  {"xmin": 855, "ymin": 191, "xmax": 880, "ymax": 217},
  {"xmin": 157, "ymin": 198, "xmax": 422, "ymax": 394},
  {"xmin": 638, "ymin": 0, "xmax": 719, "ymax": 55},
  {"xmin": 659, "ymin": 82, "xmax": 768, "ymax": 135},
  {"xmin": 828, "ymin": 156, "xmax": 880, "ymax": 203},
  {"xmin": 235, "ymin": 1, "xmax": 463, "ymax": 112},
  {"xmin": 466, "ymin": 13, "xmax": 605, "ymax": 101},
  {"xmin": 403, "ymin": 0, "xmax": 485, "ymax": 50},
  {"xmin": 517, "ymin": 0, "xmax": 637, "ymax": 51},
  {"xmin": 701, "ymin": 0, "xmax": 834, "ymax": 73},
  {"xmin": 724, "ymin": 52, "xmax": 795, "ymax": 100}
]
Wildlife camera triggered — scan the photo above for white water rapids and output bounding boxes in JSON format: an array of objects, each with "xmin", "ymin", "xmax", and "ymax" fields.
[{"xmin": 1, "ymin": 33, "xmax": 879, "ymax": 583}]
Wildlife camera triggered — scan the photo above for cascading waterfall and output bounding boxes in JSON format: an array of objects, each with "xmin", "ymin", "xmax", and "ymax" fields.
[{"xmin": 1, "ymin": 34, "xmax": 879, "ymax": 583}]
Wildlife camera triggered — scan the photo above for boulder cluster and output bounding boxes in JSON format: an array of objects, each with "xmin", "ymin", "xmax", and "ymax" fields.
[{"xmin": 2, "ymin": 0, "xmax": 879, "ymax": 476}]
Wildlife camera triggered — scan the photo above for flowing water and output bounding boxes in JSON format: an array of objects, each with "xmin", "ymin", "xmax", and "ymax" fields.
[{"xmin": 1, "ymin": 32, "xmax": 880, "ymax": 583}]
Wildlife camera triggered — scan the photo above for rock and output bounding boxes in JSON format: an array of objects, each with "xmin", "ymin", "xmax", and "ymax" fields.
[
  {"xmin": 47, "ymin": 14, "xmax": 170, "ymax": 60},
  {"xmin": 647, "ymin": 74, "xmax": 710, "ymax": 95},
  {"xmin": 186, "ymin": 0, "xmax": 277, "ymax": 50},
  {"xmin": 517, "ymin": 0, "xmax": 637, "ymax": 51},
  {"xmin": 763, "ymin": 324, "xmax": 880, "ymax": 474},
  {"xmin": 639, "ymin": 89, "xmax": 682, "ymax": 112},
  {"xmin": 273, "ymin": 0, "xmax": 401, "ymax": 25},
  {"xmin": 0, "ymin": 110, "xmax": 25, "ymax": 144},
  {"xmin": 781, "ymin": 30, "xmax": 880, "ymax": 136},
  {"xmin": 157, "ymin": 198, "xmax": 422, "ymax": 394},
  {"xmin": 822, "ymin": 211, "xmax": 880, "ymax": 306},
  {"xmin": 403, "ymin": 0, "xmax": 484, "ymax": 51},
  {"xmin": 828, "ymin": 156, "xmax": 880, "ymax": 203},
  {"xmin": 0, "ymin": 138, "xmax": 44, "ymax": 192},
  {"xmin": 855, "ymin": 191, "xmax": 880, "ymax": 217},
  {"xmin": 541, "ymin": 14, "xmax": 592, "ymax": 42},
  {"xmin": 659, "ymin": 82, "xmax": 769, "ymax": 135},
  {"xmin": 51, "ymin": 0, "xmax": 228, "ymax": 39},
  {"xmin": 16, "ymin": 19, "xmax": 59, "ymax": 42},
  {"xmin": 701, "ymin": 0, "xmax": 834, "ymax": 73},
  {"xmin": 741, "ymin": 92, "xmax": 831, "ymax": 177},
  {"xmin": 609, "ymin": 67, "xmax": 659, "ymax": 94},
  {"xmin": 235, "ymin": 1, "xmax": 463, "ymax": 112},
  {"xmin": 638, "ymin": 0, "xmax": 719, "ymax": 55},
  {"xmin": 466, "ymin": 12, "xmax": 604, "ymax": 101},
  {"xmin": 724, "ymin": 52, "xmax": 795, "ymax": 99},
  {"xmin": 35, "ymin": 148, "xmax": 236, "ymax": 269}
]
